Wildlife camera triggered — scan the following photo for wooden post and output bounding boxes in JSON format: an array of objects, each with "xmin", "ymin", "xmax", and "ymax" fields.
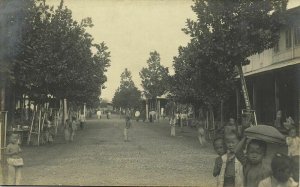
[
  {"xmin": 157, "ymin": 99, "xmax": 160, "ymax": 122},
  {"xmin": 252, "ymin": 80, "xmax": 256, "ymax": 110},
  {"xmin": 37, "ymin": 108, "xmax": 42, "ymax": 146},
  {"xmin": 63, "ymin": 99, "xmax": 68, "ymax": 124},
  {"xmin": 275, "ymin": 78, "xmax": 279, "ymax": 113},
  {"xmin": 236, "ymin": 88, "xmax": 241, "ymax": 124},
  {"xmin": 0, "ymin": 87, "xmax": 5, "ymax": 111},
  {"xmin": 145, "ymin": 100, "xmax": 149, "ymax": 121},
  {"xmin": 27, "ymin": 110, "xmax": 36, "ymax": 145}
]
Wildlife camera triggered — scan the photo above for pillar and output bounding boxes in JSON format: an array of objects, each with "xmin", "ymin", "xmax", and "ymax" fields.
[
  {"xmin": 275, "ymin": 78, "xmax": 279, "ymax": 113},
  {"xmin": 63, "ymin": 99, "xmax": 68, "ymax": 123},
  {"xmin": 145, "ymin": 100, "xmax": 149, "ymax": 120},
  {"xmin": 252, "ymin": 80, "xmax": 256, "ymax": 110},
  {"xmin": 83, "ymin": 103, "xmax": 86, "ymax": 119},
  {"xmin": 157, "ymin": 99, "xmax": 160, "ymax": 121}
]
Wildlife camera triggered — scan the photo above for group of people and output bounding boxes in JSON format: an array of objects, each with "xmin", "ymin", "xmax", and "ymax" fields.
[
  {"xmin": 96, "ymin": 110, "xmax": 111, "ymax": 119},
  {"xmin": 63, "ymin": 115, "xmax": 85, "ymax": 142},
  {"xmin": 212, "ymin": 127, "xmax": 299, "ymax": 187}
]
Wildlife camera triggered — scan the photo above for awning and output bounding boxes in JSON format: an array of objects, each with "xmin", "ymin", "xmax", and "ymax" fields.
[{"xmin": 238, "ymin": 58, "xmax": 300, "ymax": 77}]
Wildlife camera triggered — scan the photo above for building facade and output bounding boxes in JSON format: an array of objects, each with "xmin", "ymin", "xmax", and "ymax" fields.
[{"xmin": 237, "ymin": 6, "xmax": 300, "ymax": 126}]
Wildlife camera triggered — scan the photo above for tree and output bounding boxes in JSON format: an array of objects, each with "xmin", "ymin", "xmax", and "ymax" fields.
[
  {"xmin": 12, "ymin": 0, "xmax": 110, "ymax": 108},
  {"xmin": 170, "ymin": 0, "xmax": 287, "ymax": 127},
  {"xmin": 171, "ymin": 40, "xmax": 236, "ymax": 120},
  {"xmin": 139, "ymin": 51, "xmax": 169, "ymax": 99},
  {"xmin": 112, "ymin": 68, "xmax": 141, "ymax": 110},
  {"xmin": 183, "ymin": 0, "xmax": 287, "ymax": 110}
]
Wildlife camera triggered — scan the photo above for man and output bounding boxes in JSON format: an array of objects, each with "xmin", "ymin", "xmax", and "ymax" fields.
[
  {"xmin": 135, "ymin": 110, "xmax": 140, "ymax": 122},
  {"xmin": 124, "ymin": 109, "xmax": 131, "ymax": 142},
  {"xmin": 96, "ymin": 110, "xmax": 102, "ymax": 119}
]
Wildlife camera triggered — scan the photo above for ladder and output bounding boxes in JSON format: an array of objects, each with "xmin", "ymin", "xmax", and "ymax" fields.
[{"xmin": 242, "ymin": 109, "xmax": 258, "ymax": 126}]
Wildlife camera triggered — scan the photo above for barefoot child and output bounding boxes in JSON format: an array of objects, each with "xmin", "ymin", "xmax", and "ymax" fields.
[
  {"xmin": 258, "ymin": 153, "xmax": 298, "ymax": 187},
  {"xmin": 213, "ymin": 136, "xmax": 226, "ymax": 177},
  {"xmin": 5, "ymin": 134, "xmax": 24, "ymax": 185},
  {"xmin": 235, "ymin": 137, "xmax": 270, "ymax": 187},
  {"xmin": 217, "ymin": 132, "xmax": 243, "ymax": 187}
]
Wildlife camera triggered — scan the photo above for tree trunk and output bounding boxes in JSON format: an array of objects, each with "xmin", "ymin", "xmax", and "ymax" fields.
[
  {"xmin": 0, "ymin": 87, "xmax": 4, "ymax": 112},
  {"xmin": 220, "ymin": 100, "xmax": 224, "ymax": 128}
]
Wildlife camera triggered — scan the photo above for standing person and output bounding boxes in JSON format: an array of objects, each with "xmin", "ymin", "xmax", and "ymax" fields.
[
  {"xmin": 170, "ymin": 115, "xmax": 176, "ymax": 136},
  {"xmin": 274, "ymin": 110, "xmax": 283, "ymax": 129},
  {"xmin": 79, "ymin": 113, "xmax": 85, "ymax": 130},
  {"xmin": 70, "ymin": 117, "xmax": 77, "ymax": 142},
  {"xmin": 97, "ymin": 110, "xmax": 102, "ymax": 119},
  {"xmin": 217, "ymin": 132, "xmax": 244, "ymax": 187},
  {"xmin": 5, "ymin": 134, "xmax": 23, "ymax": 185},
  {"xmin": 135, "ymin": 110, "xmax": 140, "ymax": 122},
  {"xmin": 286, "ymin": 127, "xmax": 300, "ymax": 157},
  {"xmin": 124, "ymin": 109, "xmax": 131, "ymax": 142},
  {"xmin": 212, "ymin": 136, "xmax": 227, "ymax": 177},
  {"xmin": 64, "ymin": 119, "xmax": 71, "ymax": 142},
  {"xmin": 197, "ymin": 119, "xmax": 206, "ymax": 146},
  {"xmin": 235, "ymin": 137, "xmax": 270, "ymax": 187}
]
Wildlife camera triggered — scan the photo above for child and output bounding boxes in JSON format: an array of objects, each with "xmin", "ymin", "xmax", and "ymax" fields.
[
  {"xmin": 124, "ymin": 109, "xmax": 131, "ymax": 142},
  {"xmin": 64, "ymin": 119, "xmax": 71, "ymax": 142},
  {"xmin": 170, "ymin": 115, "xmax": 176, "ymax": 137},
  {"xmin": 197, "ymin": 122, "xmax": 206, "ymax": 146},
  {"xmin": 217, "ymin": 132, "xmax": 244, "ymax": 187},
  {"xmin": 213, "ymin": 136, "xmax": 226, "ymax": 177},
  {"xmin": 286, "ymin": 127, "xmax": 300, "ymax": 157},
  {"xmin": 70, "ymin": 117, "xmax": 77, "ymax": 142},
  {"xmin": 258, "ymin": 153, "xmax": 298, "ymax": 187},
  {"xmin": 235, "ymin": 137, "xmax": 270, "ymax": 187},
  {"xmin": 5, "ymin": 134, "xmax": 23, "ymax": 185}
]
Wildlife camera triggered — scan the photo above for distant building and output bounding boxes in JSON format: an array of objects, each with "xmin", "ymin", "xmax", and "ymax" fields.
[{"xmin": 235, "ymin": 6, "xmax": 300, "ymax": 125}]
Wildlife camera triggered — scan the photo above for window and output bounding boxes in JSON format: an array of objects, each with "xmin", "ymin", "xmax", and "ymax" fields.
[
  {"xmin": 295, "ymin": 26, "xmax": 300, "ymax": 45},
  {"xmin": 285, "ymin": 29, "xmax": 291, "ymax": 48},
  {"xmin": 274, "ymin": 42, "xmax": 279, "ymax": 52}
]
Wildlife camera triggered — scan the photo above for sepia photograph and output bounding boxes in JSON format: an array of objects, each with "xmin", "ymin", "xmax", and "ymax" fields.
[{"xmin": 0, "ymin": 0, "xmax": 299, "ymax": 186}]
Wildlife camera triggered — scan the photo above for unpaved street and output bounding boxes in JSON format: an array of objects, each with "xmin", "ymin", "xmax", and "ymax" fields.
[{"xmin": 21, "ymin": 115, "xmax": 216, "ymax": 186}]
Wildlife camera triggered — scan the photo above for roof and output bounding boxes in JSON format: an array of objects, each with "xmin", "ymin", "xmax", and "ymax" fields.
[{"xmin": 243, "ymin": 57, "xmax": 300, "ymax": 77}]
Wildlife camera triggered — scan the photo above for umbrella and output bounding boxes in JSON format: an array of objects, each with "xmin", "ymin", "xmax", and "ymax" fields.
[{"xmin": 244, "ymin": 125, "xmax": 286, "ymax": 144}]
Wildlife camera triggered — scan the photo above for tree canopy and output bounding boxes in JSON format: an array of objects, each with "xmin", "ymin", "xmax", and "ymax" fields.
[
  {"xmin": 170, "ymin": 0, "xmax": 287, "ymax": 111},
  {"xmin": 139, "ymin": 51, "xmax": 169, "ymax": 99},
  {"xmin": 112, "ymin": 68, "xmax": 141, "ymax": 109},
  {"xmin": 6, "ymin": 0, "xmax": 110, "ymax": 107}
]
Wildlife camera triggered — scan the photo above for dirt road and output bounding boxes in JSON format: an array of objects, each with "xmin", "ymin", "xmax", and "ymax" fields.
[{"xmin": 21, "ymin": 114, "xmax": 216, "ymax": 186}]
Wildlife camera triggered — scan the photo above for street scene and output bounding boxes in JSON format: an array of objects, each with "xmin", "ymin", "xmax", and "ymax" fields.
[
  {"xmin": 21, "ymin": 115, "xmax": 216, "ymax": 186},
  {"xmin": 0, "ymin": 0, "xmax": 300, "ymax": 186}
]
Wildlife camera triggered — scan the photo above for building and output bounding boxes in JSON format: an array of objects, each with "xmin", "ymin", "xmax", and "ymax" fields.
[{"xmin": 236, "ymin": 6, "xmax": 300, "ymax": 125}]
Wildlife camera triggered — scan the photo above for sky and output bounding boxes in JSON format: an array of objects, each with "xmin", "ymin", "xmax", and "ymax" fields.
[{"xmin": 48, "ymin": 0, "xmax": 300, "ymax": 102}]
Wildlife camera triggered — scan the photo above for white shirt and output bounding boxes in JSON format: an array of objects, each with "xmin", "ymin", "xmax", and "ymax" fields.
[
  {"xmin": 258, "ymin": 177, "xmax": 298, "ymax": 187},
  {"xmin": 286, "ymin": 136, "xmax": 300, "ymax": 156}
]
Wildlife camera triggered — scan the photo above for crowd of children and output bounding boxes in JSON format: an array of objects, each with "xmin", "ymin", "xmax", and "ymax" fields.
[{"xmin": 212, "ymin": 127, "xmax": 299, "ymax": 187}]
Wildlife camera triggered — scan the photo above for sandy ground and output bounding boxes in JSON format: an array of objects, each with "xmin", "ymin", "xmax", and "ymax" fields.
[{"xmin": 18, "ymin": 114, "xmax": 217, "ymax": 186}]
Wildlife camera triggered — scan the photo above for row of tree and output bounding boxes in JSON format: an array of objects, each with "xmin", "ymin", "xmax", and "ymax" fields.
[
  {"xmin": 0, "ymin": 0, "xmax": 110, "ymax": 121},
  {"xmin": 112, "ymin": 0, "xmax": 288, "ymax": 124}
]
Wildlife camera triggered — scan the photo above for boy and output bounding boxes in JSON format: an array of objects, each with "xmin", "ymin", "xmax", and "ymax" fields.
[
  {"xmin": 212, "ymin": 136, "xmax": 226, "ymax": 177},
  {"xmin": 258, "ymin": 153, "xmax": 298, "ymax": 187},
  {"xmin": 217, "ymin": 132, "xmax": 244, "ymax": 187},
  {"xmin": 235, "ymin": 137, "xmax": 270, "ymax": 187}
]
